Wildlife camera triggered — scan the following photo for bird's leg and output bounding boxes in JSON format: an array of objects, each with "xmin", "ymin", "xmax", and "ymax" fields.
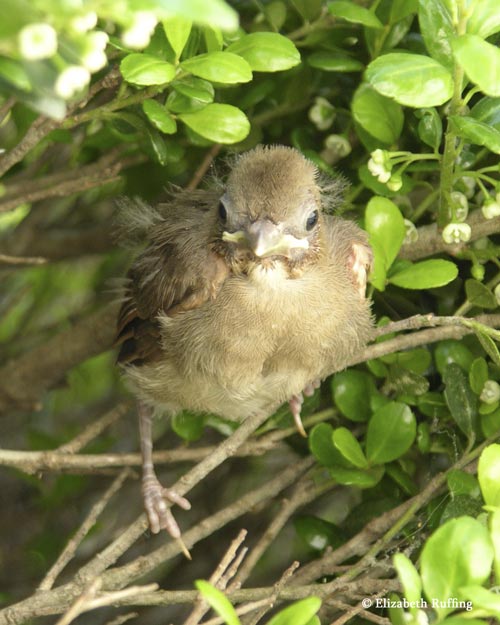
[
  {"xmin": 138, "ymin": 402, "xmax": 191, "ymax": 552},
  {"xmin": 349, "ymin": 242, "xmax": 373, "ymax": 297},
  {"xmin": 303, "ymin": 379, "xmax": 321, "ymax": 397},
  {"xmin": 289, "ymin": 393, "xmax": 307, "ymax": 438}
]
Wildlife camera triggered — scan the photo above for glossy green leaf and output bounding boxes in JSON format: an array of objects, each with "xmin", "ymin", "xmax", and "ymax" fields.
[
  {"xmin": 158, "ymin": 0, "xmax": 238, "ymax": 31},
  {"xmin": 365, "ymin": 196, "xmax": 406, "ymax": 272},
  {"xmin": 481, "ymin": 407, "xmax": 500, "ymax": 438},
  {"xmin": 204, "ymin": 26, "xmax": 224, "ymax": 52},
  {"xmin": 416, "ymin": 107, "xmax": 442, "ymax": 151},
  {"xmin": 352, "ymin": 84, "xmax": 404, "ymax": 144},
  {"xmin": 172, "ymin": 411, "xmax": 204, "ymax": 441},
  {"xmin": 467, "ymin": 0, "xmax": 500, "ymax": 38},
  {"xmin": 309, "ymin": 423, "xmax": 347, "ymax": 467},
  {"xmin": 440, "ymin": 495, "xmax": 484, "ymax": 524},
  {"xmin": 331, "ymin": 370, "xmax": 374, "ymax": 422},
  {"xmin": 181, "ymin": 52, "xmax": 252, "ymax": 84},
  {"xmin": 226, "ymin": 33, "xmax": 300, "ymax": 72},
  {"xmin": 388, "ymin": 259, "xmax": 458, "ymax": 289},
  {"xmin": 0, "ymin": 57, "xmax": 31, "ymax": 91},
  {"xmin": 471, "ymin": 96, "xmax": 500, "ymax": 129},
  {"xmin": 470, "ymin": 357, "xmax": 489, "ymax": 395},
  {"xmin": 443, "ymin": 363, "xmax": 478, "ymax": 439},
  {"xmin": 393, "ymin": 553, "xmax": 422, "ymax": 608},
  {"xmin": 478, "ymin": 444, "xmax": 500, "ymax": 507},
  {"xmin": 332, "ymin": 427, "xmax": 368, "ymax": 468},
  {"xmin": 267, "ymin": 597, "xmax": 321, "ymax": 625},
  {"xmin": 435, "ymin": 340, "xmax": 474, "ymax": 376},
  {"xmin": 418, "ymin": 0, "xmax": 453, "ymax": 70},
  {"xmin": 465, "ymin": 279, "xmax": 498, "ymax": 309},
  {"xmin": 195, "ymin": 580, "xmax": 240, "ymax": 625},
  {"xmin": 329, "ymin": 465, "xmax": 384, "ymax": 488},
  {"xmin": 420, "ymin": 517, "xmax": 493, "ymax": 618},
  {"xmin": 476, "ymin": 332, "xmax": 500, "ymax": 368},
  {"xmin": 417, "ymin": 421, "xmax": 430, "ymax": 453},
  {"xmin": 490, "ymin": 509, "xmax": 500, "ymax": 583},
  {"xmin": 367, "ymin": 236, "xmax": 388, "ymax": 291},
  {"xmin": 366, "ymin": 53, "xmax": 453, "ymax": 107},
  {"xmin": 308, "ymin": 52, "xmax": 363, "ymax": 72},
  {"xmin": 179, "ymin": 104, "xmax": 250, "ymax": 143},
  {"xmin": 146, "ymin": 128, "xmax": 168, "ymax": 165},
  {"xmin": 366, "ymin": 401, "xmax": 416, "ymax": 464},
  {"xmin": 294, "ymin": 515, "xmax": 344, "ymax": 551},
  {"xmin": 453, "ymin": 35, "xmax": 500, "ymax": 97},
  {"xmin": 447, "ymin": 469, "xmax": 481, "ymax": 500},
  {"xmin": 328, "ymin": 1, "xmax": 383, "ymax": 28},
  {"xmin": 173, "ymin": 76, "xmax": 214, "ymax": 103},
  {"xmin": 450, "ymin": 115, "xmax": 500, "ymax": 154},
  {"xmin": 167, "ymin": 90, "xmax": 206, "ymax": 113},
  {"xmin": 459, "ymin": 585, "xmax": 500, "ymax": 620},
  {"xmin": 163, "ymin": 16, "xmax": 192, "ymax": 59},
  {"xmin": 120, "ymin": 54, "xmax": 176, "ymax": 86},
  {"xmin": 142, "ymin": 100, "xmax": 177, "ymax": 134},
  {"xmin": 265, "ymin": 2, "xmax": 287, "ymax": 30},
  {"xmin": 291, "ymin": 0, "xmax": 322, "ymax": 21}
]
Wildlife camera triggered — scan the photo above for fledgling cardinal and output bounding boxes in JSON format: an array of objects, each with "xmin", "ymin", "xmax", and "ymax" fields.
[{"xmin": 115, "ymin": 145, "xmax": 373, "ymax": 544}]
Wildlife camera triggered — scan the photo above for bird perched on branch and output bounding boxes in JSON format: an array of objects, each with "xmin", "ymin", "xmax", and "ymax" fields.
[{"xmin": 115, "ymin": 145, "xmax": 373, "ymax": 545}]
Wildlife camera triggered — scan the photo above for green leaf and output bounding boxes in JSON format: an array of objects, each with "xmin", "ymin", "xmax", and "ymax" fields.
[
  {"xmin": 478, "ymin": 444, "xmax": 500, "ymax": 507},
  {"xmin": 142, "ymin": 100, "xmax": 177, "ymax": 134},
  {"xmin": 146, "ymin": 128, "xmax": 168, "ymax": 165},
  {"xmin": 0, "ymin": 57, "xmax": 31, "ymax": 91},
  {"xmin": 465, "ymin": 279, "xmax": 499, "ymax": 310},
  {"xmin": 173, "ymin": 76, "xmax": 214, "ymax": 102},
  {"xmin": 418, "ymin": 0, "xmax": 453, "ymax": 70},
  {"xmin": 332, "ymin": 427, "xmax": 368, "ymax": 469},
  {"xmin": 490, "ymin": 509, "xmax": 500, "ymax": 583},
  {"xmin": 443, "ymin": 363, "xmax": 478, "ymax": 439},
  {"xmin": 476, "ymin": 332, "xmax": 500, "ymax": 368},
  {"xmin": 120, "ymin": 54, "xmax": 176, "ymax": 86},
  {"xmin": 309, "ymin": 423, "xmax": 349, "ymax": 467},
  {"xmin": 416, "ymin": 107, "xmax": 442, "ymax": 151},
  {"xmin": 435, "ymin": 340, "xmax": 474, "ymax": 376},
  {"xmin": 157, "ymin": 0, "xmax": 238, "ymax": 31},
  {"xmin": 329, "ymin": 465, "xmax": 384, "ymax": 488},
  {"xmin": 172, "ymin": 411, "xmax": 204, "ymax": 441},
  {"xmin": 393, "ymin": 553, "xmax": 422, "ymax": 609},
  {"xmin": 447, "ymin": 469, "xmax": 481, "ymax": 499},
  {"xmin": 179, "ymin": 103, "xmax": 250, "ymax": 143},
  {"xmin": 331, "ymin": 370, "xmax": 374, "ymax": 422},
  {"xmin": 181, "ymin": 51, "xmax": 252, "ymax": 84},
  {"xmin": 420, "ymin": 517, "xmax": 493, "ymax": 619},
  {"xmin": 459, "ymin": 585, "xmax": 500, "ymax": 620},
  {"xmin": 226, "ymin": 33, "xmax": 300, "ymax": 72},
  {"xmin": 449, "ymin": 115, "xmax": 500, "ymax": 153},
  {"xmin": 294, "ymin": 515, "xmax": 344, "ymax": 551},
  {"xmin": 291, "ymin": 0, "xmax": 322, "ymax": 21},
  {"xmin": 163, "ymin": 16, "xmax": 192, "ymax": 59},
  {"xmin": 366, "ymin": 401, "xmax": 416, "ymax": 464},
  {"xmin": 203, "ymin": 26, "xmax": 224, "ymax": 52},
  {"xmin": 471, "ymin": 96, "xmax": 500, "ymax": 129},
  {"xmin": 365, "ymin": 197, "xmax": 406, "ymax": 282},
  {"xmin": 352, "ymin": 84, "xmax": 404, "ymax": 144},
  {"xmin": 388, "ymin": 259, "xmax": 458, "ymax": 289},
  {"xmin": 267, "ymin": 597, "xmax": 321, "ymax": 625},
  {"xmin": 467, "ymin": 0, "xmax": 500, "ymax": 38},
  {"xmin": 195, "ymin": 580, "xmax": 240, "ymax": 625},
  {"xmin": 453, "ymin": 35, "xmax": 500, "ymax": 97},
  {"xmin": 366, "ymin": 53, "xmax": 453, "ymax": 107},
  {"xmin": 328, "ymin": 1, "xmax": 383, "ymax": 28},
  {"xmin": 308, "ymin": 52, "xmax": 363, "ymax": 72}
]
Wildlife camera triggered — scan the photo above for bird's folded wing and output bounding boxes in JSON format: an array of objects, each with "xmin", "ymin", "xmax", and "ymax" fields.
[{"xmin": 115, "ymin": 194, "xmax": 229, "ymax": 366}]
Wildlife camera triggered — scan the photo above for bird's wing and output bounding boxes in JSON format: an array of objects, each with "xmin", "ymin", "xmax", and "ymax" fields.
[{"xmin": 115, "ymin": 192, "xmax": 229, "ymax": 366}]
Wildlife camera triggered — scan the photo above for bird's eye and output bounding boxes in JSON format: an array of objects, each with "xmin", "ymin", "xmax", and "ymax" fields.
[
  {"xmin": 218, "ymin": 201, "xmax": 227, "ymax": 222},
  {"xmin": 306, "ymin": 210, "xmax": 319, "ymax": 231}
]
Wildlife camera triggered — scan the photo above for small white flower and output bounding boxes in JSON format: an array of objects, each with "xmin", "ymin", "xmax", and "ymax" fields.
[
  {"xmin": 122, "ymin": 11, "xmax": 157, "ymax": 49},
  {"xmin": 87, "ymin": 31, "xmax": 109, "ymax": 51},
  {"xmin": 19, "ymin": 23, "xmax": 57, "ymax": 60},
  {"xmin": 308, "ymin": 97, "xmax": 335, "ymax": 131},
  {"xmin": 494, "ymin": 283, "xmax": 500, "ymax": 306},
  {"xmin": 324, "ymin": 134, "xmax": 351, "ymax": 157},
  {"xmin": 442, "ymin": 222, "xmax": 471, "ymax": 244},
  {"xmin": 451, "ymin": 191, "xmax": 469, "ymax": 221},
  {"xmin": 55, "ymin": 65, "xmax": 90, "ymax": 99},
  {"xmin": 482, "ymin": 199, "xmax": 500, "ymax": 220},
  {"xmin": 404, "ymin": 219, "xmax": 418, "ymax": 244},
  {"xmin": 70, "ymin": 11, "xmax": 97, "ymax": 33},
  {"xmin": 370, "ymin": 148, "xmax": 386, "ymax": 165},
  {"xmin": 460, "ymin": 175, "xmax": 476, "ymax": 198},
  {"xmin": 82, "ymin": 49, "xmax": 107, "ymax": 72},
  {"xmin": 480, "ymin": 380, "xmax": 500, "ymax": 405}
]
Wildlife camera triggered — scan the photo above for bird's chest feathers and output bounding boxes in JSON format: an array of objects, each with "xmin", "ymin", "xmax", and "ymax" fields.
[{"xmin": 242, "ymin": 261, "xmax": 302, "ymax": 312}]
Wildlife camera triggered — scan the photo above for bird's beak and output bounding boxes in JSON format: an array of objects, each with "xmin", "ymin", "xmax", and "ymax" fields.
[{"xmin": 223, "ymin": 220, "xmax": 309, "ymax": 258}]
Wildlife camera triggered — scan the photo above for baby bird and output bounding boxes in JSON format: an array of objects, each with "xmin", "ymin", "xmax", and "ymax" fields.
[{"xmin": 116, "ymin": 145, "xmax": 373, "ymax": 540}]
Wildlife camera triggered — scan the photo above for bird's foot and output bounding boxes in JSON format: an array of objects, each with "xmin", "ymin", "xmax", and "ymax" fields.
[
  {"xmin": 142, "ymin": 473, "xmax": 192, "ymax": 557},
  {"xmin": 349, "ymin": 242, "xmax": 373, "ymax": 297},
  {"xmin": 303, "ymin": 379, "xmax": 321, "ymax": 397}
]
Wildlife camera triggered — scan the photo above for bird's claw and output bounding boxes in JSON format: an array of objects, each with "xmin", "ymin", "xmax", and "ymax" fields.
[{"xmin": 142, "ymin": 474, "xmax": 191, "ymax": 554}]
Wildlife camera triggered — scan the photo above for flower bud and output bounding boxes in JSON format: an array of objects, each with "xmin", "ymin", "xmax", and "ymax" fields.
[
  {"xmin": 19, "ymin": 23, "xmax": 57, "ymax": 60},
  {"xmin": 70, "ymin": 12, "xmax": 98, "ymax": 33},
  {"xmin": 387, "ymin": 174, "xmax": 403, "ymax": 192},
  {"xmin": 308, "ymin": 97, "xmax": 335, "ymax": 131},
  {"xmin": 482, "ymin": 199, "xmax": 500, "ymax": 220},
  {"xmin": 403, "ymin": 219, "xmax": 418, "ymax": 244},
  {"xmin": 442, "ymin": 222, "xmax": 471, "ymax": 244},
  {"xmin": 55, "ymin": 65, "xmax": 90, "ymax": 99},
  {"xmin": 122, "ymin": 11, "xmax": 157, "ymax": 49},
  {"xmin": 324, "ymin": 134, "xmax": 351, "ymax": 158},
  {"xmin": 480, "ymin": 380, "xmax": 500, "ymax": 405},
  {"xmin": 471, "ymin": 263, "xmax": 485, "ymax": 281},
  {"xmin": 450, "ymin": 191, "xmax": 469, "ymax": 222}
]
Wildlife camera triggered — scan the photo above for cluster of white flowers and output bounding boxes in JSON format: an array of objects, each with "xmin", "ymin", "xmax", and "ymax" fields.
[
  {"xmin": 367, "ymin": 149, "xmax": 392, "ymax": 184},
  {"xmin": 442, "ymin": 222, "xmax": 472, "ymax": 244},
  {"xmin": 18, "ymin": 23, "xmax": 58, "ymax": 60},
  {"xmin": 82, "ymin": 30, "xmax": 109, "ymax": 72},
  {"xmin": 122, "ymin": 11, "xmax": 158, "ymax": 49},
  {"xmin": 480, "ymin": 380, "xmax": 500, "ymax": 405},
  {"xmin": 308, "ymin": 97, "xmax": 335, "ymax": 131},
  {"xmin": 481, "ymin": 193, "xmax": 500, "ymax": 220}
]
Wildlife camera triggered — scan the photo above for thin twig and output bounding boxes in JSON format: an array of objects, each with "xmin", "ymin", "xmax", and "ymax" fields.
[
  {"xmin": 327, "ymin": 595, "xmax": 391, "ymax": 625},
  {"xmin": 0, "ymin": 253, "xmax": 47, "ymax": 266},
  {"xmin": 245, "ymin": 561, "xmax": 300, "ymax": 625},
  {"xmin": 186, "ymin": 144, "xmax": 222, "ymax": 190},
  {"xmin": 54, "ymin": 578, "xmax": 102, "ymax": 625}
]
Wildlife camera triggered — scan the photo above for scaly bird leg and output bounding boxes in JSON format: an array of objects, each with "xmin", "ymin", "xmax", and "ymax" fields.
[{"xmin": 139, "ymin": 402, "xmax": 192, "ymax": 557}]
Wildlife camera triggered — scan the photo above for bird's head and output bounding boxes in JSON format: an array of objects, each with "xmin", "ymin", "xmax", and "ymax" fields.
[{"xmin": 215, "ymin": 146, "xmax": 333, "ymax": 271}]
